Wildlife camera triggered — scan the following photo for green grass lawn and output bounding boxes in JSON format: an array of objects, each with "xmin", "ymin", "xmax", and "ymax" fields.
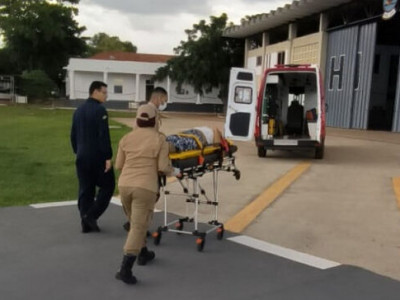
[{"xmin": 0, "ymin": 105, "xmax": 132, "ymax": 207}]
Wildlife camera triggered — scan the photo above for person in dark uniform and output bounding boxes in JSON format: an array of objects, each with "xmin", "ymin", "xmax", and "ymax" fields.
[{"xmin": 70, "ymin": 81, "xmax": 115, "ymax": 233}]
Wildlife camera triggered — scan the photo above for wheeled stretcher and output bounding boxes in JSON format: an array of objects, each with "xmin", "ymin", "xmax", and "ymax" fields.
[{"xmin": 152, "ymin": 137, "xmax": 240, "ymax": 251}]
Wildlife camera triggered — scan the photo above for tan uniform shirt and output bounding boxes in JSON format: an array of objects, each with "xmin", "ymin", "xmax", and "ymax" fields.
[{"xmin": 115, "ymin": 127, "xmax": 174, "ymax": 193}]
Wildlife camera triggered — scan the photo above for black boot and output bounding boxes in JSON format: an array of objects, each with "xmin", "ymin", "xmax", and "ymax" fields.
[
  {"xmin": 115, "ymin": 255, "xmax": 137, "ymax": 284},
  {"xmin": 137, "ymin": 247, "xmax": 155, "ymax": 266}
]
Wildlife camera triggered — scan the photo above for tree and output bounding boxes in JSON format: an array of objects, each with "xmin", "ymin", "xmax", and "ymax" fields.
[
  {"xmin": 154, "ymin": 13, "xmax": 244, "ymax": 102},
  {"xmin": 0, "ymin": 0, "xmax": 87, "ymax": 85},
  {"xmin": 86, "ymin": 32, "xmax": 137, "ymax": 56},
  {"xmin": 19, "ymin": 69, "xmax": 58, "ymax": 100}
]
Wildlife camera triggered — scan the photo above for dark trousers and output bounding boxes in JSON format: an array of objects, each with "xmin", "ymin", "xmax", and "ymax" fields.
[{"xmin": 76, "ymin": 159, "xmax": 115, "ymax": 220}]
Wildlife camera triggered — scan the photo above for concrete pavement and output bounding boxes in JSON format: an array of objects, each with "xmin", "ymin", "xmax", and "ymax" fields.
[{"xmin": 115, "ymin": 113, "xmax": 400, "ymax": 281}]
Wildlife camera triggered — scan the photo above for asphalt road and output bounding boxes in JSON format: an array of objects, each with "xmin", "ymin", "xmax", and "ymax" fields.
[{"xmin": 1, "ymin": 113, "xmax": 400, "ymax": 299}]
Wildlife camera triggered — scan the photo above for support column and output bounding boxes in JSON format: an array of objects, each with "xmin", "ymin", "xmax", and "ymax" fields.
[
  {"xmin": 288, "ymin": 23, "xmax": 297, "ymax": 63},
  {"xmin": 135, "ymin": 73, "xmax": 140, "ymax": 102},
  {"xmin": 262, "ymin": 32, "xmax": 270, "ymax": 70},
  {"xmin": 244, "ymin": 38, "xmax": 249, "ymax": 68},
  {"xmin": 319, "ymin": 13, "xmax": 329, "ymax": 74},
  {"xmin": 167, "ymin": 76, "xmax": 172, "ymax": 103},
  {"xmin": 70, "ymin": 70, "xmax": 75, "ymax": 100},
  {"xmin": 103, "ymin": 71, "xmax": 108, "ymax": 84}
]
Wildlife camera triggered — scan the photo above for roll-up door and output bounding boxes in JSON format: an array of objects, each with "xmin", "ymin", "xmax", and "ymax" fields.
[
  {"xmin": 325, "ymin": 26, "xmax": 359, "ymax": 128},
  {"xmin": 351, "ymin": 23, "xmax": 377, "ymax": 129}
]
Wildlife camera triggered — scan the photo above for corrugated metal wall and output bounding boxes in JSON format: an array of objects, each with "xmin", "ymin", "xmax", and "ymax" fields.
[
  {"xmin": 351, "ymin": 23, "xmax": 377, "ymax": 129},
  {"xmin": 325, "ymin": 26, "xmax": 359, "ymax": 128},
  {"xmin": 393, "ymin": 59, "xmax": 400, "ymax": 132},
  {"xmin": 325, "ymin": 23, "xmax": 377, "ymax": 129}
]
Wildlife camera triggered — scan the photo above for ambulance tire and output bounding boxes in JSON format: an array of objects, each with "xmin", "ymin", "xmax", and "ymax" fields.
[
  {"xmin": 315, "ymin": 140, "xmax": 325, "ymax": 159},
  {"xmin": 258, "ymin": 146, "xmax": 267, "ymax": 158}
]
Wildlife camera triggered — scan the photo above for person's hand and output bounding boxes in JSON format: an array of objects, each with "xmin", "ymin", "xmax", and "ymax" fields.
[{"xmin": 105, "ymin": 159, "xmax": 112, "ymax": 172}]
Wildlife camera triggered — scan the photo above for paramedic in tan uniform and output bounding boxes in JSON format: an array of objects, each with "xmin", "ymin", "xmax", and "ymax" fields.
[
  {"xmin": 148, "ymin": 86, "xmax": 168, "ymax": 131},
  {"xmin": 115, "ymin": 104, "xmax": 180, "ymax": 285}
]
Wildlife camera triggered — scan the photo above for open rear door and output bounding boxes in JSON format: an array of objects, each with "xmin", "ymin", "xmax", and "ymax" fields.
[{"xmin": 224, "ymin": 68, "xmax": 257, "ymax": 141}]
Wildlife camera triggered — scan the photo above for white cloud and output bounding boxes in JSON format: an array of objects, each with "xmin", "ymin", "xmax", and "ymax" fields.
[{"xmin": 76, "ymin": 0, "xmax": 292, "ymax": 55}]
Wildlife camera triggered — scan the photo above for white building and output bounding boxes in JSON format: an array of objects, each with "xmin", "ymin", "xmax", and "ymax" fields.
[{"xmin": 64, "ymin": 51, "xmax": 223, "ymax": 111}]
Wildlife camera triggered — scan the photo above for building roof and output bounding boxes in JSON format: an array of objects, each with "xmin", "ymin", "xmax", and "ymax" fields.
[
  {"xmin": 223, "ymin": 0, "xmax": 353, "ymax": 38},
  {"xmin": 90, "ymin": 51, "xmax": 174, "ymax": 63}
]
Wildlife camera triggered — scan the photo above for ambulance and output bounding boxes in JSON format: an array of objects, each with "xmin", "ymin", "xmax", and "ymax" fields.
[{"xmin": 225, "ymin": 64, "xmax": 325, "ymax": 159}]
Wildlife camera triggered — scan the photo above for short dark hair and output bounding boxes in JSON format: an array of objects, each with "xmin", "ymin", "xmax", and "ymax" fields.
[
  {"xmin": 89, "ymin": 81, "xmax": 107, "ymax": 95},
  {"xmin": 151, "ymin": 87, "xmax": 167, "ymax": 96}
]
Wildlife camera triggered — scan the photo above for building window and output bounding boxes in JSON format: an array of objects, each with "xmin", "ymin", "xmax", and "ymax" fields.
[
  {"xmin": 114, "ymin": 85, "xmax": 123, "ymax": 94},
  {"xmin": 256, "ymin": 56, "xmax": 262, "ymax": 66},
  {"xmin": 177, "ymin": 87, "xmax": 189, "ymax": 95},
  {"xmin": 278, "ymin": 52, "xmax": 285, "ymax": 65}
]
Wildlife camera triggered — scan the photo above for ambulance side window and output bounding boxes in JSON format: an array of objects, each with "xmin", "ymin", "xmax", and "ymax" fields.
[{"xmin": 234, "ymin": 86, "xmax": 253, "ymax": 104}]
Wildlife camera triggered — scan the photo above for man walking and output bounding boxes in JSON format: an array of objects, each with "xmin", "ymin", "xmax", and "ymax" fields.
[
  {"xmin": 148, "ymin": 87, "xmax": 168, "ymax": 131},
  {"xmin": 71, "ymin": 81, "xmax": 115, "ymax": 233}
]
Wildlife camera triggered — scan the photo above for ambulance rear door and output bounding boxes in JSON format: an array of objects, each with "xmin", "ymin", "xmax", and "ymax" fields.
[{"xmin": 224, "ymin": 68, "xmax": 257, "ymax": 141}]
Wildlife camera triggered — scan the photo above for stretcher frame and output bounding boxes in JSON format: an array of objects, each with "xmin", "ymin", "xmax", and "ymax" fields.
[{"xmin": 152, "ymin": 143, "xmax": 240, "ymax": 251}]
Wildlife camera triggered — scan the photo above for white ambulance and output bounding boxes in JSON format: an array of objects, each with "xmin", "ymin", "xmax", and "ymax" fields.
[{"xmin": 225, "ymin": 64, "xmax": 326, "ymax": 159}]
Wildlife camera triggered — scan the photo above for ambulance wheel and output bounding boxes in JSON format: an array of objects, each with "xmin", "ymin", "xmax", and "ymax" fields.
[
  {"xmin": 258, "ymin": 147, "xmax": 266, "ymax": 158},
  {"xmin": 315, "ymin": 140, "xmax": 325, "ymax": 159},
  {"xmin": 216, "ymin": 226, "xmax": 224, "ymax": 240},
  {"xmin": 196, "ymin": 237, "xmax": 205, "ymax": 252},
  {"xmin": 153, "ymin": 227, "xmax": 162, "ymax": 245}
]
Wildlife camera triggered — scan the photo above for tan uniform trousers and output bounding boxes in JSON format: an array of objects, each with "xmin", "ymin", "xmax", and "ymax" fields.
[{"xmin": 119, "ymin": 186, "xmax": 158, "ymax": 256}]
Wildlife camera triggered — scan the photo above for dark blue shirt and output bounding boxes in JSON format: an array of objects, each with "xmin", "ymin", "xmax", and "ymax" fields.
[{"xmin": 71, "ymin": 98, "xmax": 112, "ymax": 162}]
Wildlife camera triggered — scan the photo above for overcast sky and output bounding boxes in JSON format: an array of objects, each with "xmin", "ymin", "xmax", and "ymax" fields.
[{"xmin": 76, "ymin": 0, "xmax": 291, "ymax": 55}]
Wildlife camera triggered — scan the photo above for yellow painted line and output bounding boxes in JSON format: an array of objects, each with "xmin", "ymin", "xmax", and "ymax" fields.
[
  {"xmin": 392, "ymin": 177, "xmax": 400, "ymax": 210},
  {"xmin": 224, "ymin": 162, "xmax": 311, "ymax": 233},
  {"xmin": 167, "ymin": 177, "xmax": 177, "ymax": 183}
]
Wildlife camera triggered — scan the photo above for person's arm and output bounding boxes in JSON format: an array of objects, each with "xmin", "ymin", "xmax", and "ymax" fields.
[
  {"xmin": 115, "ymin": 139, "xmax": 125, "ymax": 171},
  {"xmin": 98, "ymin": 107, "xmax": 113, "ymax": 160}
]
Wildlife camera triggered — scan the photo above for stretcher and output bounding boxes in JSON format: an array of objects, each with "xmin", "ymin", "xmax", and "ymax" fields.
[{"xmin": 152, "ymin": 137, "xmax": 240, "ymax": 251}]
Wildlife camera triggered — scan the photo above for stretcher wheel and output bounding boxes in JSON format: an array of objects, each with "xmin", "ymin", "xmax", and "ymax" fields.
[
  {"xmin": 234, "ymin": 170, "xmax": 241, "ymax": 180},
  {"xmin": 196, "ymin": 237, "xmax": 205, "ymax": 252},
  {"xmin": 153, "ymin": 227, "xmax": 162, "ymax": 245},
  {"xmin": 216, "ymin": 226, "xmax": 224, "ymax": 240},
  {"xmin": 258, "ymin": 146, "xmax": 267, "ymax": 158}
]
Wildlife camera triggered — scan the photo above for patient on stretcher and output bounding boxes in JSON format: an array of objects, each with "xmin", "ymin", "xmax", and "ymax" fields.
[{"xmin": 166, "ymin": 126, "xmax": 223, "ymax": 153}]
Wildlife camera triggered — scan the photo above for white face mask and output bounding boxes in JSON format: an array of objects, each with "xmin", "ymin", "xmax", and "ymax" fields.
[{"xmin": 158, "ymin": 102, "xmax": 167, "ymax": 111}]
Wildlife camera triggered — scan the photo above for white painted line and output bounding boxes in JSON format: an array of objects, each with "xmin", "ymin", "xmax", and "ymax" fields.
[
  {"xmin": 31, "ymin": 197, "xmax": 162, "ymax": 213},
  {"xmin": 228, "ymin": 235, "xmax": 340, "ymax": 270},
  {"xmin": 30, "ymin": 200, "xmax": 77, "ymax": 208},
  {"xmin": 110, "ymin": 197, "xmax": 122, "ymax": 206}
]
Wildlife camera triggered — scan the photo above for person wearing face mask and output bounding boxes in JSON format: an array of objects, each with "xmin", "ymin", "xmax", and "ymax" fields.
[{"xmin": 148, "ymin": 86, "xmax": 168, "ymax": 131}]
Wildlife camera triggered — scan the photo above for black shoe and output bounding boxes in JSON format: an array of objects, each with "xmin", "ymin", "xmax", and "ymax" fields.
[
  {"xmin": 123, "ymin": 221, "xmax": 130, "ymax": 232},
  {"xmin": 82, "ymin": 215, "xmax": 100, "ymax": 232},
  {"xmin": 115, "ymin": 255, "xmax": 137, "ymax": 284},
  {"xmin": 137, "ymin": 247, "xmax": 155, "ymax": 266},
  {"xmin": 81, "ymin": 220, "xmax": 92, "ymax": 233}
]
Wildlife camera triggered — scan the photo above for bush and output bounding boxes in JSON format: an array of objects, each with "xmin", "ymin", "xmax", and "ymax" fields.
[{"xmin": 19, "ymin": 70, "xmax": 58, "ymax": 100}]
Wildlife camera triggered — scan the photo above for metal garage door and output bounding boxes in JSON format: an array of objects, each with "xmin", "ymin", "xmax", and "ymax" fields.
[{"xmin": 325, "ymin": 23, "xmax": 377, "ymax": 129}]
